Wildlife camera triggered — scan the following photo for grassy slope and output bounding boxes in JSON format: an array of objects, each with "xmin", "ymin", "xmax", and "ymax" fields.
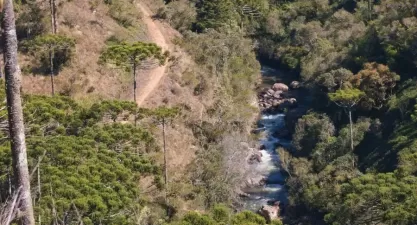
[
  {"xmin": 17, "ymin": 0, "xmax": 216, "ymax": 214},
  {"xmin": 20, "ymin": 0, "xmax": 148, "ymax": 103}
]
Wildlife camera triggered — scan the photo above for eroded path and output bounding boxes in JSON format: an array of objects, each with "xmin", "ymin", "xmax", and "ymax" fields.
[{"xmin": 136, "ymin": 3, "xmax": 169, "ymax": 106}]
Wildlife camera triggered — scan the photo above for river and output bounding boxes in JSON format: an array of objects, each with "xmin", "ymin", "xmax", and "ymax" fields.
[{"xmin": 242, "ymin": 66, "xmax": 293, "ymax": 211}]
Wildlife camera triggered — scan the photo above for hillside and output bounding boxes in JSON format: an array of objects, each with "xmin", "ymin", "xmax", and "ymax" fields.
[
  {"xmin": 0, "ymin": 0, "xmax": 265, "ymax": 224},
  {"xmin": 4, "ymin": 0, "xmax": 417, "ymax": 225},
  {"xmin": 17, "ymin": 0, "xmax": 204, "ymax": 191}
]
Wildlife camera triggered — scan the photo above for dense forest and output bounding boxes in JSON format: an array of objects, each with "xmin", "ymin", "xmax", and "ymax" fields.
[
  {"xmin": 1, "ymin": 0, "xmax": 417, "ymax": 224},
  {"xmin": 160, "ymin": 0, "xmax": 417, "ymax": 224}
]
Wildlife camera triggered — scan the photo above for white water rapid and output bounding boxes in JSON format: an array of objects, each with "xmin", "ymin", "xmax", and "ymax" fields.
[{"xmin": 243, "ymin": 113, "xmax": 290, "ymax": 211}]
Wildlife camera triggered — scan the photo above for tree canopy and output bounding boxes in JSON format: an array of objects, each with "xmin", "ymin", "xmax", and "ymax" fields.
[{"xmin": 99, "ymin": 42, "xmax": 167, "ymax": 70}]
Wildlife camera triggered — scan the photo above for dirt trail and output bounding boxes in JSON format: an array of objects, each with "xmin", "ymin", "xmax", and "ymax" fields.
[{"xmin": 136, "ymin": 3, "xmax": 169, "ymax": 106}]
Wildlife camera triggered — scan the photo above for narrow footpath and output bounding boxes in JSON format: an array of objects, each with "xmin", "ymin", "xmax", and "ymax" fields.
[{"xmin": 136, "ymin": 3, "xmax": 169, "ymax": 106}]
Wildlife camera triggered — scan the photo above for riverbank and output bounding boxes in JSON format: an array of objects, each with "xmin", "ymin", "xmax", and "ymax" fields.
[{"xmin": 241, "ymin": 65, "xmax": 310, "ymax": 222}]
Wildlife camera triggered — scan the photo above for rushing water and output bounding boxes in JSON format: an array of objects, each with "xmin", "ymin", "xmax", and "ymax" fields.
[{"xmin": 242, "ymin": 66, "xmax": 291, "ymax": 211}]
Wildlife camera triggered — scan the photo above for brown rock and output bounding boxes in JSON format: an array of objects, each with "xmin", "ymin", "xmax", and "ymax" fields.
[
  {"xmin": 248, "ymin": 152, "xmax": 263, "ymax": 164},
  {"xmin": 272, "ymin": 83, "xmax": 289, "ymax": 92},
  {"xmin": 290, "ymin": 81, "xmax": 300, "ymax": 89},
  {"xmin": 258, "ymin": 204, "xmax": 280, "ymax": 222},
  {"xmin": 272, "ymin": 100, "xmax": 280, "ymax": 107},
  {"xmin": 273, "ymin": 91, "xmax": 282, "ymax": 99},
  {"xmin": 246, "ymin": 176, "xmax": 267, "ymax": 187}
]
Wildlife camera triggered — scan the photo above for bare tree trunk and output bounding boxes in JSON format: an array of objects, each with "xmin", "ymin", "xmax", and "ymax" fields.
[
  {"xmin": 133, "ymin": 63, "xmax": 137, "ymax": 103},
  {"xmin": 0, "ymin": 53, "xmax": 3, "ymax": 79},
  {"xmin": 367, "ymin": 0, "xmax": 373, "ymax": 21},
  {"xmin": 49, "ymin": 51, "xmax": 55, "ymax": 96},
  {"xmin": 162, "ymin": 118, "xmax": 168, "ymax": 214},
  {"xmin": 2, "ymin": 0, "xmax": 35, "ymax": 224},
  {"xmin": 37, "ymin": 165, "xmax": 41, "ymax": 225},
  {"xmin": 49, "ymin": 0, "xmax": 57, "ymax": 34},
  {"xmin": 8, "ymin": 170, "xmax": 11, "ymax": 195},
  {"xmin": 133, "ymin": 63, "xmax": 137, "ymax": 126},
  {"xmin": 50, "ymin": 185, "xmax": 58, "ymax": 225},
  {"xmin": 349, "ymin": 109, "xmax": 353, "ymax": 151}
]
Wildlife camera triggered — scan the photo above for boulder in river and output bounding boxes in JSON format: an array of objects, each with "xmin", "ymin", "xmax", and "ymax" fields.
[
  {"xmin": 264, "ymin": 103, "xmax": 272, "ymax": 108},
  {"xmin": 238, "ymin": 191, "xmax": 251, "ymax": 198},
  {"xmin": 288, "ymin": 98, "xmax": 297, "ymax": 107},
  {"xmin": 272, "ymin": 99, "xmax": 281, "ymax": 107},
  {"xmin": 272, "ymin": 83, "xmax": 289, "ymax": 92},
  {"xmin": 278, "ymin": 99, "xmax": 295, "ymax": 110},
  {"xmin": 258, "ymin": 203, "xmax": 280, "ymax": 222},
  {"xmin": 290, "ymin": 81, "xmax": 300, "ymax": 89},
  {"xmin": 273, "ymin": 91, "xmax": 282, "ymax": 99},
  {"xmin": 248, "ymin": 151, "xmax": 263, "ymax": 164},
  {"xmin": 246, "ymin": 176, "xmax": 267, "ymax": 187}
]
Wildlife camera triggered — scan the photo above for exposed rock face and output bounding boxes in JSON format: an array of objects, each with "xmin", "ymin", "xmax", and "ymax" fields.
[
  {"xmin": 288, "ymin": 98, "xmax": 297, "ymax": 105},
  {"xmin": 258, "ymin": 203, "xmax": 280, "ymax": 222},
  {"xmin": 259, "ymin": 82, "xmax": 297, "ymax": 112},
  {"xmin": 290, "ymin": 81, "xmax": 300, "ymax": 89},
  {"xmin": 273, "ymin": 91, "xmax": 282, "ymax": 99},
  {"xmin": 248, "ymin": 151, "xmax": 263, "ymax": 164},
  {"xmin": 272, "ymin": 83, "xmax": 289, "ymax": 92},
  {"xmin": 246, "ymin": 176, "xmax": 267, "ymax": 187},
  {"xmin": 237, "ymin": 191, "xmax": 250, "ymax": 198},
  {"xmin": 278, "ymin": 98, "xmax": 297, "ymax": 110}
]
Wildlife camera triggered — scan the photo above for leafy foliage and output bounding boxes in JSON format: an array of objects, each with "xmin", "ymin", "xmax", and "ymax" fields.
[
  {"xmin": 328, "ymin": 88, "xmax": 364, "ymax": 108},
  {"xmin": 169, "ymin": 206, "xmax": 283, "ymax": 225},
  {"xmin": 350, "ymin": 62, "xmax": 400, "ymax": 109},
  {"xmin": 325, "ymin": 173, "xmax": 417, "ymax": 225},
  {"xmin": 194, "ymin": 0, "xmax": 236, "ymax": 32}
]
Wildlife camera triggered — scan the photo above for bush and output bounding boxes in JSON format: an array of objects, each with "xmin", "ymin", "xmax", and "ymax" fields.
[
  {"xmin": 157, "ymin": 1, "xmax": 197, "ymax": 33},
  {"xmin": 108, "ymin": 0, "xmax": 138, "ymax": 27}
]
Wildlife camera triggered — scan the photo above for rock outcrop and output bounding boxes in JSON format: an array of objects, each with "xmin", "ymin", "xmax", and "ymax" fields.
[
  {"xmin": 290, "ymin": 81, "xmax": 300, "ymax": 89},
  {"xmin": 248, "ymin": 151, "xmax": 263, "ymax": 164},
  {"xmin": 259, "ymin": 82, "xmax": 298, "ymax": 112},
  {"xmin": 272, "ymin": 83, "xmax": 289, "ymax": 92},
  {"xmin": 258, "ymin": 202, "xmax": 280, "ymax": 222},
  {"xmin": 246, "ymin": 176, "xmax": 267, "ymax": 187}
]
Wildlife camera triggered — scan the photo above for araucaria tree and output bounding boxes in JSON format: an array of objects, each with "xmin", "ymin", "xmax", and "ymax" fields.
[
  {"xmin": 150, "ymin": 106, "xmax": 179, "ymax": 214},
  {"xmin": 26, "ymin": 34, "xmax": 75, "ymax": 95},
  {"xmin": 328, "ymin": 88, "xmax": 364, "ymax": 151},
  {"xmin": 2, "ymin": 0, "xmax": 35, "ymax": 223},
  {"xmin": 99, "ymin": 42, "xmax": 168, "ymax": 103}
]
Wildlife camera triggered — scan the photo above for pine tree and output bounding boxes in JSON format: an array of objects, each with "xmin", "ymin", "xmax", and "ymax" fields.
[
  {"xmin": 99, "ymin": 42, "xmax": 168, "ymax": 105},
  {"xmin": 328, "ymin": 88, "xmax": 364, "ymax": 152},
  {"xmin": 25, "ymin": 34, "xmax": 75, "ymax": 95},
  {"xmin": 151, "ymin": 106, "xmax": 179, "ymax": 215}
]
